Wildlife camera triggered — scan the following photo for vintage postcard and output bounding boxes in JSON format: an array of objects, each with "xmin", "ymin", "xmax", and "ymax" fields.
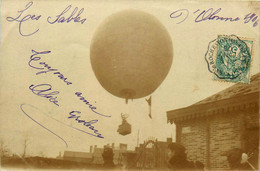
[{"xmin": 0, "ymin": 0, "xmax": 259, "ymax": 170}]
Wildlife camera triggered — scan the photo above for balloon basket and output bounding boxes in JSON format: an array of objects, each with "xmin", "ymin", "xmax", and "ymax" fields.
[{"xmin": 117, "ymin": 113, "xmax": 132, "ymax": 136}]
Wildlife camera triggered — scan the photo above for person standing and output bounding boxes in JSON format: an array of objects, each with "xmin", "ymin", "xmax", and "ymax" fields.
[
  {"xmin": 226, "ymin": 148, "xmax": 255, "ymax": 170},
  {"xmin": 102, "ymin": 146, "xmax": 115, "ymax": 168},
  {"xmin": 167, "ymin": 143, "xmax": 196, "ymax": 170}
]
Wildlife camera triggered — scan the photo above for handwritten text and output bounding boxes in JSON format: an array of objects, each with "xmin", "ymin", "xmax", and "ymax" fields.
[
  {"xmin": 6, "ymin": 1, "xmax": 86, "ymax": 36},
  {"xmin": 170, "ymin": 8, "xmax": 258, "ymax": 27}
]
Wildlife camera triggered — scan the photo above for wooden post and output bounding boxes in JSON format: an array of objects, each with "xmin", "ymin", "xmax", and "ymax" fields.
[{"xmin": 206, "ymin": 116, "xmax": 211, "ymax": 170}]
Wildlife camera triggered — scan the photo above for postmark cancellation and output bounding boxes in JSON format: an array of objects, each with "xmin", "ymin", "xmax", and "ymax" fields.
[{"xmin": 206, "ymin": 35, "xmax": 254, "ymax": 84}]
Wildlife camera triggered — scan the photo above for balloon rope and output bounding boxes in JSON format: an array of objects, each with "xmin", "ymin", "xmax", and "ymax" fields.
[
  {"xmin": 247, "ymin": 161, "xmax": 256, "ymax": 170},
  {"xmin": 121, "ymin": 113, "xmax": 129, "ymax": 120}
]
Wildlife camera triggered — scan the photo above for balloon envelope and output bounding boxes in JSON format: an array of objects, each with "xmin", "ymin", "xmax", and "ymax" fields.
[{"xmin": 90, "ymin": 10, "xmax": 173, "ymax": 100}]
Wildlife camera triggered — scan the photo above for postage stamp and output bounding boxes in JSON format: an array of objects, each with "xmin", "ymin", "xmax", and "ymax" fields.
[{"xmin": 205, "ymin": 35, "xmax": 253, "ymax": 84}]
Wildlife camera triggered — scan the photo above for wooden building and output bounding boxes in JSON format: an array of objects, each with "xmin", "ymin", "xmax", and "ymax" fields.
[
  {"xmin": 167, "ymin": 73, "xmax": 259, "ymax": 170},
  {"xmin": 63, "ymin": 151, "xmax": 93, "ymax": 163}
]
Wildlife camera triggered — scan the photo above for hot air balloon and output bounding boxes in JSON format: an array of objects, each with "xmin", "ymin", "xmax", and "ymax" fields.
[{"xmin": 90, "ymin": 10, "xmax": 173, "ymax": 103}]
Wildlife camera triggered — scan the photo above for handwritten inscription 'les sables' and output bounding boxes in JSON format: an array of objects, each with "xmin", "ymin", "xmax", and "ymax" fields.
[{"xmin": 6, "ymin": 1, "xmax": 86, "ymax": 36}]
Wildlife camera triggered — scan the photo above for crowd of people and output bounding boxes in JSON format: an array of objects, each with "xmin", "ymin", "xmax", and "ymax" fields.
[
  {"xmin": 167, "ymin": 142, "xmax": 256, "ymax": 170},
  {"xmin": 101, "ymin": 143, "xmax": 256, "ymax": 170}
]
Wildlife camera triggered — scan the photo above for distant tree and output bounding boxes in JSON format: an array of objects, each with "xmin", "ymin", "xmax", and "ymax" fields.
[
  {"xmin": 22, "ymin": 135, "xmax": 30, "ymax": 158},
  {"xmin": 39, "ymin": 151, "xmax": 45, "ymax": 158},
  {"xmin": 0, "ymin": 139, "xmax": 10, "ymax": 157}
]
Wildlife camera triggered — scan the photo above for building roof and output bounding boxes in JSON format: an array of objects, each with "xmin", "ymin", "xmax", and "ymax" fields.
[
  {"xmin": 63, "ymin": 151, "xmax": 92, "ymax": 159},
  {"xmin": 195, "ymin": 73, "xmax": 260, "ymax": 105},
  {"xmin": 167, "ymin": 73, "xmax": 260, "ymax": 122}
]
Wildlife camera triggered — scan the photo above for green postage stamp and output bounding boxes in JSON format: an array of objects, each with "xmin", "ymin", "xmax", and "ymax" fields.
[{"xmin": 205, "ymin": 35, "xmax": 254, "ymax": 84}]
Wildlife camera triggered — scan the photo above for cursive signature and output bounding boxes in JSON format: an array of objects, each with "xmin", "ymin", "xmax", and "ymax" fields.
[
  {"xmin": 20, "ymin": 104, "xmax": 104, "ymax": 147},
  {"xmin": 20, "ymin": 104, "xmax": 68, "ymax": 147},
  {"xmin": 68, "ymin": 111, "xmax": 103, "ymax": 138},
  {"xmin": 28, "ymin": 49, "xmax": 72, "ymax": 85},
  {"xmin": 29, "ymin": 84, "xmax": 60, "ymax": 106},
  {"xmin": 170, "ymin": 8, "xmax": 258, "ymax": 27}
]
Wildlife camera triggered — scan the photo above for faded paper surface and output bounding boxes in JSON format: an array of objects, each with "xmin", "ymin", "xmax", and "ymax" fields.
[{"xmin": 0, "ymin": 0, "xmax": 259, "ymax": 170}]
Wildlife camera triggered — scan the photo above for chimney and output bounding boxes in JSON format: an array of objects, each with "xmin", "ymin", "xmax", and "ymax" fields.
[
  {"xmin": 94, "ymin": 145, "xmax": 97, "ymax": 149},
  {"xmin": 90, "ymin": 146, "xmax": 93, "ymax": 153},
  {"xmin": 167, "ymin": 138, "xmax": 172, "ymax": 143},
  {"xmin": 112, "ymin": 143, "xmax": 115, "ymax": 149}
]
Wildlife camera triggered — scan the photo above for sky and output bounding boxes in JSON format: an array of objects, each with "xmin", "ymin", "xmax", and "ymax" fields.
[{"xmin": 0, "ymin": 0, "xmax": 259, "ymax": 158}]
